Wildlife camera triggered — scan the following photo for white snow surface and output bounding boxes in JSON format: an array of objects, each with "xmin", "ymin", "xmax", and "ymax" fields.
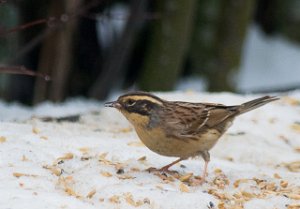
[
  {"xmin": 237, "ymin": 25, "xmax": 300, "ymax": 92},
  {"xmin": 176, "ymin": 25, "xmax": 300, "ymax": 93},
  {"xmin": 0, "ymin": 91, "xmax": 300, "ymax": 209}
]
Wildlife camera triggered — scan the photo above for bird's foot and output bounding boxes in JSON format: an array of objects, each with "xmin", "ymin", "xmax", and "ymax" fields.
[{"xmin": 146, "ymin": 167, "xmax": 179, "ymax": 175}]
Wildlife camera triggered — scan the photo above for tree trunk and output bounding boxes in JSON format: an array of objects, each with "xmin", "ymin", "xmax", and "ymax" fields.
[
  {"xmin": 0, "ymin": 3, "xmax": 19, "ymax": 100},
  {"xmin": 138, "ymin": 0, "xmax": 196, "ymax": 91},
  {"xmin": 33, "ymin": 0, "xmax": 81, "ymax": 103},
  {"xmin": 256, "ymin": 0, "xmax": 300, "ymax": 42},
  {"xmin": 188, "ymin": 0, "xmax": 221, "ymax": 78},
  {"xmin": 208, "ymin": 0, "xmax": 255, "ymax": 91}
]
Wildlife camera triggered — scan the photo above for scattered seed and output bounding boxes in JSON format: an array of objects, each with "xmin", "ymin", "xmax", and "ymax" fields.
[
  {"xmin": 101, "ymin": 171, "xmax": 112, "ymax": 177},
  {"xmin": 280, "ymin": 180, "xmax": 288, "ymax": 188},
  {"xmin": 282, "ymin": 97, "xmax": 300, "ymax": 106},
  {"xmin": 50, "ymin": 167, "xmax": 63, "ymax": 176},
  {"xmin": 127, "ymin": 141, "xmax": 145, "ymax": 147},
  {"xmin": 32, "ymin": 127, "xmax": 40, "ymax": 134},
  {"xmin": 225, "ymin": 156, "xmax": 234, "ymax": 161},
  {"xmin": 22, "ymin": 155, "xmax": 29, "ymax": 161},
  {"xmin": 284, "ymin": 161, "xmax": 300, "ymax": 172},
  {"xmin": 156, "ymin": 185, "xmax": 164, "ymax": 190},
  {"xmin": 109, "ymin": 195, "xmax": 120, "ymax": 204},
  {"xmin": 294, "ymin": 147, "xmax": 300, "ymax": 153},
  {"xmin": 40, "ymin": 136, "xmax": 48, "ymax": 140},
  {"xmin": 287, "ymin": 193, "xmax": 300, "ymax": 200},
  {"xmin": 138, "ymin": 156, "xmax": 146, "ymax": 161},
  {"xmin": 287, "ymin": 204, "xmax": 300, "ymax": 209},
  {"xmin": 58, "ymin": 153, "xmax": 74, "ymax": 161},
  {"xmin": 291, "ymin": 123, "xmax": 300, "ymax": 133},
  {"xmin": 86, "ymin": 189, "xmax": 96, "ymax": 199},
  {"xmin": 124, "ymin": 193, "xmax": 136, "ymax": 207},
  {"xmin": 13, "ymin": 172, "xmax": 38, "ymax": 178},
  {"xmin": 118, "ymin": 175, "xmax": 135, "ymax": 180},
  {"xmin": 119, "ymin": 127, "xmax": 133, "ymax": 133},
  {"xmin": 241, "ymin": 190, "xmax": 255, "ymax": 200},
  {"xmin": 265, "ymin": 182, "xmax": 276, "ymax": 191},
  {"xmin": 233, "ymin": 179, "xmax": 250, "ymax": 188},
  {"xmin": 98, "ymin": 152, "xmax": 108, "ymax": 161},
  {"xmin": 79, "ymin": 147, "xmax": 90, "ymax": 153},
  {"xmin": 0, "ymin": 136, "xmax": 6, "ymax": 143},
  {"xmin": 124, "ymin": 192, "xmax": 144, "ymax": 207},
  {"xmin": 213, "ymin": 174, "xmax": 229, "ymax": 189},
  {"xmin": 273, "ymin": 173, "xmax": 281, "ymax": 179},
  {"xmin": 130, "ymin": 167, "xmax": 140, "ymax": 172},
  {"xmin": 217, "ymin": 202, "xmax": 226, "ymax": 209},
  {"xmin": 179, "ymin": 182, "xmax": 189, "ymax": 193},
  {"xmin": 179, "ymin": 173, "xmax": 193, "ymax": 182},
  {"xmin": 214, "ymin": 168, "xmax": 222, "ymax": 174}
]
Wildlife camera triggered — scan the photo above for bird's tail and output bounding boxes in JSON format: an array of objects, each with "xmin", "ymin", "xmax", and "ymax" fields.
[{"xmin": 237, "ymin": 96, "xmax": 279, "ymax": 115}]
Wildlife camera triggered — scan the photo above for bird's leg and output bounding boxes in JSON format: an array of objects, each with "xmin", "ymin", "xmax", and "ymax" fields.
[
  {"xmin": 146, "ymin": 158, "xmax": 185, "ymax": 174},
  {"xmin": 159, "ymin": 158, "xmax": 184, "ymax": 172},
  {"xmin": 197, "ymin": 151, "xmax": 210, "ymax": 184}
]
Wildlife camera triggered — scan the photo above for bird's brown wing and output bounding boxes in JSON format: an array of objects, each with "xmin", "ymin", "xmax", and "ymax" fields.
[
  {"xmin": 162, "ymin": 102, "xmax": 238, "ymax": 138},
  {"xmin": 161, "ymin": 102, "xmax": 209, "ymax": 138},
  {"xmin": 203, "ymin": 103, "xmax": 238, "ymax": 128}
]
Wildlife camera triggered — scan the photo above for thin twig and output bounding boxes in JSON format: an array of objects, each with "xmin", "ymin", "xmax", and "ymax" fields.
[
  {"xmin": 0, "ymin": 66, "xmax": 51, "ymax": 81},
  {"xmin": 0, "ymin": 19, "xmax": 48, "ymax": 37},
  {"xmin": 6, "ymin": 0, "xmax": 108, "ymax": 63}
]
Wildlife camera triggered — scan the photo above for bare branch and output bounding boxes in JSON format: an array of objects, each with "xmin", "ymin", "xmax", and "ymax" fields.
[
  {"xmin": 0, "ymin": 19, "xmax": 48, "ymax": 37},
  {"xmin": 0, "ymin": 66, "xmax": 51, "ymax": 81},
  {"xmin": 5, "ymin": 0, "xmax": 108, "ymax": 63}
]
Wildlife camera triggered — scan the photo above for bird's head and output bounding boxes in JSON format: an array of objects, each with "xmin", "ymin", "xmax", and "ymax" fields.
[{"xmin": 105, "ymin": 92, "xmax": 164, "ymax": 126}]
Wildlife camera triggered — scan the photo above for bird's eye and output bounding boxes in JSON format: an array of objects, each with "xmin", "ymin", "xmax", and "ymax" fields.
[{"xmin": 127, "ymin": 99, "xmax": 136, "ymax": 106}]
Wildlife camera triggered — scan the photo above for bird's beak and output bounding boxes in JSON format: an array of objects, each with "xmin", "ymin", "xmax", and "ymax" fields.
[{"xmin": 104, "ymin": 101, "xmax": 121, "ymax": 108}]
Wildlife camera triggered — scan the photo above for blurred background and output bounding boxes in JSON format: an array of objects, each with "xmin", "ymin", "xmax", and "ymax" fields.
[{"xmin": 0, "ymin": 0, "xmax": 300, "ymax": 105}]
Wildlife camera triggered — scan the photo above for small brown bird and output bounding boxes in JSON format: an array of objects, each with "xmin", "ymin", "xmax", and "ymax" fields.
[{"xmin": 105, "ymin": 92, "xmax": 278, "ymax": 183}]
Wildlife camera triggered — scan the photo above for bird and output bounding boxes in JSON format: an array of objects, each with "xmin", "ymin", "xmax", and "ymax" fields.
[{"xmin": 105, "ymin": 92, "xmax": 278, "ymax": 184}]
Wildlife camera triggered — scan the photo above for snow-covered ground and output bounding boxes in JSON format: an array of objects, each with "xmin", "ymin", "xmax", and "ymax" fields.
[
  {"xmin": 177, "ymin": 25, "xmax": 300, "ymax": 93},
  {"xmin": 238, "ymin": 25, "xmax": 300, "ymax": 92},
  {"xmin": 1, "ymin": 23, "xmax": 300, "ymax": 209},
  {"xmin": 0, "ymin": 91, "xmax": 300, "ymax": 209}
]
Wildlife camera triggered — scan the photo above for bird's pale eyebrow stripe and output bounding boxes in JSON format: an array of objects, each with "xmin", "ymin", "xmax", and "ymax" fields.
[{"xmin": 126, "ymin": 96, "xmax": 163, "ymax": 105}]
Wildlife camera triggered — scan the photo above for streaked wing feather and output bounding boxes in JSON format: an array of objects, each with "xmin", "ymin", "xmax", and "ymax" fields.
[
  {"xmin": 162, "ymin": 102, "xmax": 239, "ymax": 138},
  {"xmin": 162, "ymin": 102, "xmax": 209, "ymax": 138},
  {"xmin": 204, "ymin": 104, "xmax": 238, "ymax": 127}
]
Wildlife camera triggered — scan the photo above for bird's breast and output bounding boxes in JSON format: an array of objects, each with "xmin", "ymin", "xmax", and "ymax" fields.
[{"xmin": 133, "ymin": 124, "xmax": 221, "ymax": 158}]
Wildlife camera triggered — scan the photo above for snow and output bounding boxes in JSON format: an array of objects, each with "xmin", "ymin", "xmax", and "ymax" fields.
[
  {"xmin": 1, "ymin": 91, "xmax": 300, "ymax": 209},
  {"xmin": 0, "ymin": 98, "xmax": 100, "ymax": 122},
  {"xmin": 176, "ymin": 25, "xmax": 300, "ymax": 93},
  {"xmin": 2, "ymin": 22, "xmax": 300, "ymax": 209},
  {"xmin": 96, "ymin": 3, "xmax": 129, "ymax": 49},
  {"xmin": 238, "ymin": 25, "xmax": 300, "ymax": 92}
]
